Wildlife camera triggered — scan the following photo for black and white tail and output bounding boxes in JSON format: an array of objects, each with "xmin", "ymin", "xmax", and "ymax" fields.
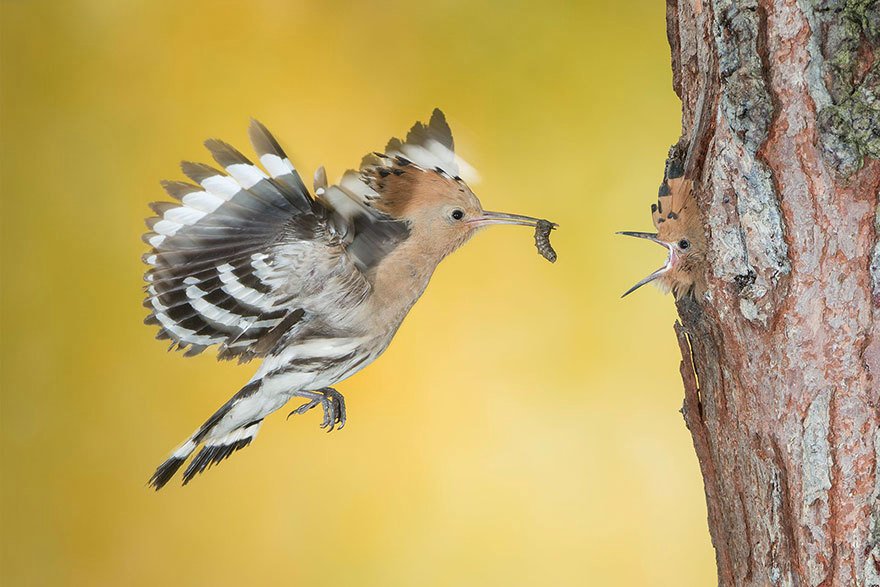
[{"xmin": 149, "ymin": 382, "xmax": 264, "ymax": 490}]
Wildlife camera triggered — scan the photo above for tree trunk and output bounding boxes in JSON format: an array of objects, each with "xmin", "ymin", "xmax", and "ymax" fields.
[{"xmin": 665, "ymin": 1, "xmax": 880, "ymax": 585}]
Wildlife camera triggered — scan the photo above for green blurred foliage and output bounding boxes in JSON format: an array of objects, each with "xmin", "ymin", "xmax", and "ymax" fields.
[{"xmin": 1, "ymin": 1, "xmax": 715, "ymax": 585}]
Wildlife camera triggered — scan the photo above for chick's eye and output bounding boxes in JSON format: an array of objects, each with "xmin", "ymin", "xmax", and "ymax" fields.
[
  {"xmin": 451, "ymin": 209, "xmax": 464, "ymax": 220},
  {"xmin": 678, "ymin": 239, "xmax": 691, "ymax": 250}
]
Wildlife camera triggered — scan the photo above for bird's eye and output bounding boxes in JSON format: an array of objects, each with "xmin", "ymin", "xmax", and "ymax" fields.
[
  {"xmin": 678, "ymin": 239, "xmax": 690, "ymax": 250},
  {"xmin": 451, "ymin": 209, "xmax": 464, "ymax": 220}
]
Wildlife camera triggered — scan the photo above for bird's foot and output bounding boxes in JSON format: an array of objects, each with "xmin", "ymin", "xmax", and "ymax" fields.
[{"xmin": 288, "ymin": 387, "xmax": 346, "ymax": 431}]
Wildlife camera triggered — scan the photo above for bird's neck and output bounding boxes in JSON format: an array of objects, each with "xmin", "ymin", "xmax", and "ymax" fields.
[{"xmin": 366, "ymin": 233, "xmax": 449, "ymax": 331}]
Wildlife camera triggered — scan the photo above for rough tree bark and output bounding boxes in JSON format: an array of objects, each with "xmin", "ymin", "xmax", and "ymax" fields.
[{"xmin": 665, "ymin": 0, "xmax": 880, "ymax": 585}]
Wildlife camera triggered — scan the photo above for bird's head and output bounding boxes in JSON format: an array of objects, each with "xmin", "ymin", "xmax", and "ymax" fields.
[
  {"xmin": 354, "ymin": 109, "xmax": 546, "ymax": 261},
  {"xmin": 375, "ymin": 170, "xmax": 545, "ymax": 258},
  {"xmin": 620, "ymin": 175, "xmax": 705, "ymax": 298}
]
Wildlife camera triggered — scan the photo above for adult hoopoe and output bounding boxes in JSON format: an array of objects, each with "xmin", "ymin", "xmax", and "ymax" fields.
[
  {"xmin": 619, "ymin": 158, "xmax": 705, "ymax": 298},
  {"xmin": 143, "ymin": 109, "xmax": 554, "ymax": 489}
]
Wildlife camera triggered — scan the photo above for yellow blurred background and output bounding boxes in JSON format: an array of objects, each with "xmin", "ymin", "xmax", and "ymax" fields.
[{"xmin": 1, "ymin": 1, "xmax": 716, "ymax": 585}]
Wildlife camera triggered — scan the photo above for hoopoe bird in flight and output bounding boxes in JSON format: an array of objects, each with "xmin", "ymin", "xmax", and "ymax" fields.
[
  {"xmin": 618, "ymin": 158, "xmax": 705, "ymax": 298},
  {"xmin": 143, "ymin": 109, "xmax": 554, "ymax": 489}
]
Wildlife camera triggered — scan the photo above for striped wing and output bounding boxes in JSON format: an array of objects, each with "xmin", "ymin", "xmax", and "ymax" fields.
[{"xmin": 143, "ymin": 121, "xmax": 367, "ymax": 362}]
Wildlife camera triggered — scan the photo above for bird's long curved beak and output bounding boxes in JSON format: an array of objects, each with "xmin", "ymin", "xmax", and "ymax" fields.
[
  {"xmin": 618, "ymin": 231, "xmax": 674, "ymax": 297},
  {"xmin": 471, "ymin": 211, "xmax": 549, "ymax": 228}
]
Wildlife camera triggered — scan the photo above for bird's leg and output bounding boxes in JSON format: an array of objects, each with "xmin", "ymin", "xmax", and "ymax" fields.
[{"xmin": 288, "ymin": 387, "xmax": 347, "ymax": 432}]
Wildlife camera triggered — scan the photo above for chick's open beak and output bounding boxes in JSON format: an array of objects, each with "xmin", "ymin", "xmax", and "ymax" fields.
[{"xmin": 618, "ymin": 231, "xmax": 674, "ymax": 297}]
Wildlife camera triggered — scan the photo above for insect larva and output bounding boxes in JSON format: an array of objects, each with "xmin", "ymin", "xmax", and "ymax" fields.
[{"xmin": 534, "ymin": 219, "xmax": 558, "ymax": 263}]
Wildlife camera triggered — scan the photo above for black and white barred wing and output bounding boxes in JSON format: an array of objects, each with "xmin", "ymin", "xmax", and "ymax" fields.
[{"xmin": 143, "ymin": 121, "xmax": 368, "ymax": 362}]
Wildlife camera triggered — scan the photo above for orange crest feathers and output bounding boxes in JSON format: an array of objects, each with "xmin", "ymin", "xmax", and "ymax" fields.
[{"xmin": 652, "ymin": 155, "xmax": 702, "ymax": 247}]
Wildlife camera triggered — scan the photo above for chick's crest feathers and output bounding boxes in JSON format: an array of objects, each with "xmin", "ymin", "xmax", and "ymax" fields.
[{"xmin": 650, "ymin": 153, "xmax": 702, "ymax": 240}]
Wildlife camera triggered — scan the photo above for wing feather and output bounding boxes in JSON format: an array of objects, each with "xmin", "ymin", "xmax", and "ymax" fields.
[
  {"xmin": 247, "ymin": 119, "xmax": 312, "ymax": 211},
  {"xmin": 144, "ymin": 126, "xmax": 357, "ymax": 362}
]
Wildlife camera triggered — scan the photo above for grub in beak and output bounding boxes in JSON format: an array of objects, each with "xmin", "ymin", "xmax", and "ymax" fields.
[
  {"xmin": 535, "ymin": 219, "xmax": 557, "ymax": 263},
  {"xmin": 473, "ymin": 211, "xmax": 559, "ymax": 263}
]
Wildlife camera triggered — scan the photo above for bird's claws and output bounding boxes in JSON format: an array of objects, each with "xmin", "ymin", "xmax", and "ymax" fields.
[
  {"xmin": 288, "ymin": 387, "xmax": 346, "ymax": 432},
  {"xmin": 287, "ymin": 400, "xmax": 318, "ymax": 419}
]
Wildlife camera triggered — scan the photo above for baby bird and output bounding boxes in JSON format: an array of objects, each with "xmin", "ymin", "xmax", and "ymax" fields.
[
  {"xmin": 142, "ymin": 110, "xmax": 550, "ymax": 489},
  {"xmin": 619, "ymin": 161, "xmax": 706, "ymax": 298}
]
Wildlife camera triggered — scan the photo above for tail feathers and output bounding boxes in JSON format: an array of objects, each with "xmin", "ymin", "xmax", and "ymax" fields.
[
  {"xmin": 148, "ymin": 421, "xmax": 262, "ymax": 490},
  {"xmin": 149, "ymin": 439, "xmax": 197, "ymax": 490},
  {"xmin": 182, "ymin": 424, "xmax": 260, "ymax": 485}
]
